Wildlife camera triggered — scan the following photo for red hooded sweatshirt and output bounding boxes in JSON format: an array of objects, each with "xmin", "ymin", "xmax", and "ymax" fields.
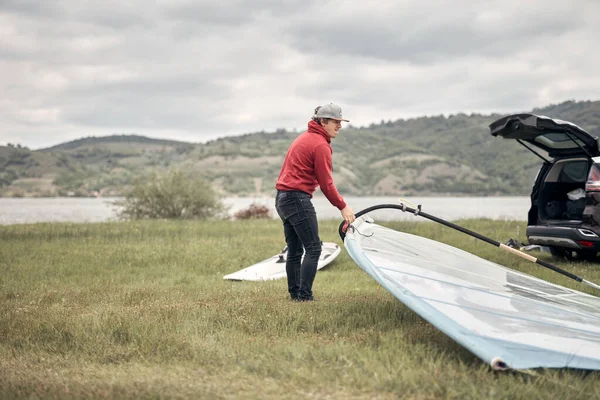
[{"xmin": 276, "ymin": 120, "xmax": 347, "ymax": 210}]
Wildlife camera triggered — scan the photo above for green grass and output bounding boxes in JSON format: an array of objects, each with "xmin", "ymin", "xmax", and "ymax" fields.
[{"xmin": 1, "ymin": 218, "xmax": 599, "ymax": 399}]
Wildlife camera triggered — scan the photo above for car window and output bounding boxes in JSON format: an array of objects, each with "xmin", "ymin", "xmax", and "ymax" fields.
[
  {"xmin": 535, "ymin": 133, "xmax": 587, "ymax": 149},
  {"xmin": 558, "ymin": 160, "xmax": 589, "ymax": 183},
  {"xmin": 543, "ymin": 132, "xmax": 577, "ymax": 143}
]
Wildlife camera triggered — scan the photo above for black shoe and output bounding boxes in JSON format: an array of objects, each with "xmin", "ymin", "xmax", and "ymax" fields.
[{"xmin": 294, "ymin": 296, "xmax": 314, "ymax": 302}]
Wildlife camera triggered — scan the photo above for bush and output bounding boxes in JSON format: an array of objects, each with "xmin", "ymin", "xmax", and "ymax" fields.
[
  {"xmin": 114, "ymin": 169, "xmax": 225, "ymax": 220},
  {"xmin": 234, "ymin": 203, "xmax": 271, "ymax": 220}
]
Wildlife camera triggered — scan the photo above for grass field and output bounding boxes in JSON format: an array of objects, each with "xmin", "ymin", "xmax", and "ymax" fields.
[{"xmin": 1, "ymin": 217, "xmax": 599, "ymax": 399}]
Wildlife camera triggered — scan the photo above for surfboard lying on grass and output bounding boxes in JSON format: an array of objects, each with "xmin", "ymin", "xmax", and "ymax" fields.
[
  {"xmin": 223, "ymin": 242, "xmax": 341, "ymax": 281},
  {"xmin": 344, "ymin": 215, "xmax": 600, "ymax": 371}
]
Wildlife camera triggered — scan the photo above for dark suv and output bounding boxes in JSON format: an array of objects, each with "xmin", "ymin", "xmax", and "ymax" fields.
[{"xmin": 490, "ymin": 113, "xmax": 600, "ymax": 260}]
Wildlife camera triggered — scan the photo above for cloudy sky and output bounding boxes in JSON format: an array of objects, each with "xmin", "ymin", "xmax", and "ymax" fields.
[{"xmin": 2, "ymin": 0, "xmax": 599, "ymax": 149}]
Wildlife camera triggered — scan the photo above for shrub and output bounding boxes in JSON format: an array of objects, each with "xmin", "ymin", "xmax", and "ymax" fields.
[
  {"xmin": 234, "ymin": 203, "xmax": 271, "ymax": 220},
  {"xmin": 114, "ymin": 169, "xmax": 225, "ymax": 220}
]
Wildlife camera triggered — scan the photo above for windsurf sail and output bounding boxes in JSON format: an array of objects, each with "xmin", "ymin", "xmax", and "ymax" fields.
[{"xmin": 343, "ymin": 213, "xmax": 600, "ymax": 370}]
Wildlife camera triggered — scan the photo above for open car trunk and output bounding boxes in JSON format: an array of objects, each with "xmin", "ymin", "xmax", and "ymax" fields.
[{"xmin": 536, "ymin": 158, "xmax": 589, "ymax": 225}]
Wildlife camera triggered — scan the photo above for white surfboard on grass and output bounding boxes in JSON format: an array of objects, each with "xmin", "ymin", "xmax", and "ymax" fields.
[{"xmin": 223, "ymin": 242, "xmax": 341, "ymax": 281}]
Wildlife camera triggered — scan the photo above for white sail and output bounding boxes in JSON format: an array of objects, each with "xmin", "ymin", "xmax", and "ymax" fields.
[{"xmin": 344, "ymin": 216, "xmax": 600, "ymax": 370}]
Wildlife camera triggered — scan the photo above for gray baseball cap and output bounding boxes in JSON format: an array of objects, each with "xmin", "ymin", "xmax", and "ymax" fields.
[{"xmin": 314, "ymin": 103, "xmax": 349, "ymax": 122}]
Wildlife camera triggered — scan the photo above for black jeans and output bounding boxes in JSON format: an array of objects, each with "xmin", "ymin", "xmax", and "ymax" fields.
[{"xmin": 275, "ymin": 190, "xmax": 322, "ymax": 300}]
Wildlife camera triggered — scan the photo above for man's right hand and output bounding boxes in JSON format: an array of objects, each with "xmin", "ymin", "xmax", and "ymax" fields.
[{"xmin": 341, "ymin": 206, "xmax": 355, "ymax": 225}]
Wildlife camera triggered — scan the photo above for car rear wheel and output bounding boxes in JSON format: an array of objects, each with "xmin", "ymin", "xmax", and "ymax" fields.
[
  {"xmin": 575, "ymin": 249, "xmax": 597, "ymax": 261},
  {"xmin": 549, "ymin": 246, "xmax": 573, "ymax": 259},
  {"xmin": 549, "ymin": 246, "xmax": 598, "ymax": 261}
]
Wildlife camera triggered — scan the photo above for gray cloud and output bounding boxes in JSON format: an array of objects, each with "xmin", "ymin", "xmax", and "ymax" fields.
[
  {"xmin": 287, "ymin": 2, "xmax": 584, "ymax": 63},
  {"xmin": 160, "ymin": 0, "xmax": 310, "ymax": 25},
  {"xmin": 1, "ymin": 0, "xmax": 599, "ymax": 149},
  {"xmin": 0, "ymin": 0, "xmax": 65, "ymax": 18}
]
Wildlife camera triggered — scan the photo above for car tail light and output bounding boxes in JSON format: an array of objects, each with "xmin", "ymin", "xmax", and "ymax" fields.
[
  {"xmin": 577, "ymin": 240, "xmax": 595, "ymax": 248},
  {"xmin": 586, "ymin": 164, "xmax": 600, "ymax": 192}
]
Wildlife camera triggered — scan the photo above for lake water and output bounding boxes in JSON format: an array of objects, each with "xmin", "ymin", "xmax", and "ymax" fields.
[{"xmin": 0, "ymin": 196, "xmax": 530, "ymax": 225}]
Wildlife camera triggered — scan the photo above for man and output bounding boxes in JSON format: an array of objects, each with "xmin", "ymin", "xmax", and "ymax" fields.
[{"xmin": 275, "ymin": 103, "xmax": 355, "ymax": 301}]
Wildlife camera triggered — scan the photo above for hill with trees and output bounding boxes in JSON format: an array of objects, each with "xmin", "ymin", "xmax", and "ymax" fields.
[{"xmin": 2, "ymin": 100, "xmax": 599, "ymax": 198}]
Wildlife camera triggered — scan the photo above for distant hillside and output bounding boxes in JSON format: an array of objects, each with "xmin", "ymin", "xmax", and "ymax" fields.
[
  {"xmin": 45, "ymin": 134, "xmax": 192, "ymax": 150},
  {"xmin": 2, "ymin": 100, "xmax": 599, "ymax": 198}
]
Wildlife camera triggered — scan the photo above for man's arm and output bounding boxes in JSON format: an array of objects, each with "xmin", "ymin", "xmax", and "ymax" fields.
[{"xmin": 313, "ymin": 145, "xmax": 347, "ymax": 210}]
